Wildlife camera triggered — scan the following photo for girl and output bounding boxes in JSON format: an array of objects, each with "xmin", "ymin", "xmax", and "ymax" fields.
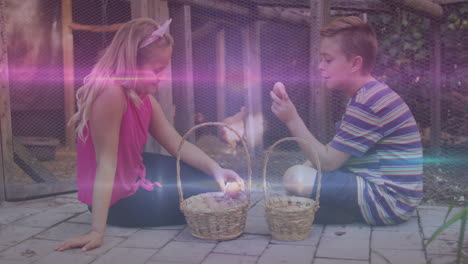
[{"xmin": 56, "ymin": 18, "xmax": 244, "ymax": 252}]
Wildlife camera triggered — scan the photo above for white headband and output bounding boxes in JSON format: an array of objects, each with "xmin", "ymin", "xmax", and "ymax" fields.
[{"xmin": 139, "ymin": 18, "xmax": 172, "ymax": 48}]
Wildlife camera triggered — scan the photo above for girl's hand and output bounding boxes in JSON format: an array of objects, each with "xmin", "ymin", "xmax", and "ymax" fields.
[
  {"xmin": 55, "ymin": 230, "xmax": 104, "ymax": 252},
  {"xmin": 212, "ymin": 168, "xmax": 245, "ymax": 193},
  {"xmin": 271, "ymin": 82, "xmax": 299, "ymax": 125}
]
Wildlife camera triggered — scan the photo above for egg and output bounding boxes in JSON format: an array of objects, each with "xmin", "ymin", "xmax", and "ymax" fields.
[
  {"xmin": 273, "ymin": 82, "xmax": 286, "ymax": 99},
  {"xmin": 204, "ymin": 197, "xmax": 222, "ymax": 211},
  {"xmin": 224, "ymin": 182, "xmax": 242, "ymax": 197}
]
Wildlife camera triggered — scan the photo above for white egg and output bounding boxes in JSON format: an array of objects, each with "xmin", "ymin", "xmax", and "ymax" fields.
[{"xmin": 225, "ymin": 182, "xmax": 242, "ymax": 197}]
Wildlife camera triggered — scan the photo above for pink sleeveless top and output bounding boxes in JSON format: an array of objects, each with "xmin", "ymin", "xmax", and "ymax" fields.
[{"xmin": 77, "ymin": 94, "xmax": 159, "ymax": 206}]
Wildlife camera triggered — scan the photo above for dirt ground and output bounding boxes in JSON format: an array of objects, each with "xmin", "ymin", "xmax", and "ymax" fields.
[
  {"xmin": 11, "ymin": 146, "xmax": 76, "ymax": 184},
  {"xmin": 422, "ymin": 151, "xmax": 468, "ymax": 206},
  {"xmin": 9, "ymin": 135, "xmax": 467, "ymax": 207}
]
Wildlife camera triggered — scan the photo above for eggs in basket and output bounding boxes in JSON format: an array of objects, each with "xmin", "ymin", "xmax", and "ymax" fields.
[{"xmin": 187, "ymin": 182, "xmax": 247, "ymax": 212}]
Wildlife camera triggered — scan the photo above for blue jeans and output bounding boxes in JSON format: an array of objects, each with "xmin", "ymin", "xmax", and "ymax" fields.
[
  {"xmin": 103, "ymin": 153, "xmax": 219, "ymax": 227},
  {"xmin": 310, "ymin": 169, "xmax": 365, "ymax": 224}
]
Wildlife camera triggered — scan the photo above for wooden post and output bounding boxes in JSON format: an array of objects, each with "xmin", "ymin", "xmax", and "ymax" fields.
[
  {"xmin": 216, "ymin": 29, "xmax": 226, "ymax": 122},
  {"xmin": 131, "ymin": 0, "xmax": 175, "ymax": 154},
  {"xmin": 61, "ymin": 0, "xmax": 75, "ymax": 149},
  {"xmin": 430, "ymin": 19, "xmax": 441, "ymax": 156},
  {"xmin": 170, "ymin": 4, "xmax": 195, "ymax": 142},
  {"xmin": 308, "ymin": 0, "xmax": 330, "ymax": 142},
  {"xmin": 0, "ymin": 0, "xmax": 11, "ymax": 203},
  {"xmin": 242, "ymin": 21, "xmax": 264, "ymax": 155}
]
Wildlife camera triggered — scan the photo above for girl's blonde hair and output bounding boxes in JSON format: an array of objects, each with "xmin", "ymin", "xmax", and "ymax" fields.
[{"xmin": 69, "ymin": 18, "xmax": 173, "ymax": 141}]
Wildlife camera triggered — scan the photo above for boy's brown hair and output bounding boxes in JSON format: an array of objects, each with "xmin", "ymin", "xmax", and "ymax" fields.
[{"xmin": 320, "ymin": 16, "xmax": 377, "ymax": 74}]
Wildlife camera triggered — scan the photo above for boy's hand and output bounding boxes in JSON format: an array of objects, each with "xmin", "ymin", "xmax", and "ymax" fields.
[
  {"xmin": 273, "ymin": 82, "xmax": 286, "ymax": 99},
  {"xmin": 270, "ymin": 82, "xmax": 299, "ymax": 125}
]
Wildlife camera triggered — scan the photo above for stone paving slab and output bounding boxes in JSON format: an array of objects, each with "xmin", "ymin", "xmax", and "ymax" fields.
[
  {"xmin": 212, "ymin": 234, "xmax": 270, "ymax": 256},
  {"xmin": 103, "ymin": 225, "xmax": 140, "ymax": 237},
  {"xmin": 63, "ymin": 236, "xmax": 126, "ymax": 256},
  {"xmin": 174, "ymin": 227, "xmax": 218, "ymax": 244},
  {"xmin": 201, "ymin": 253, "xmax": 258, "ymax": 264},
  {"xmin": 117, "ymin": 229, "xmax": 180, "ymax": 249},
  {"xmin": 370, "ymin": 248, "xmax": 426, "ymax": 264},
  {"xmin": 0, "ymin": 260, "xmax": 29, "ymax": 264},
  {"xmin": 0, "ymin": 207, "xmax": 44, "ymax": 225},
  {"xmin": 0, "ymin": 193, "xmax": 467, "ymax": 264},
  {"xmin": 92, "ymin": 247, "xmax": 157, "ymax": 264},
  {"xmin": 423, "ymin": 226, "xmax": 468, "ymax": 242},
  {"xmin": 0, "ymin": 238, "xmax": 58, "ymax": 263},
  {"xmin": 34, "ymin": 222, "xmax": 91, "ymax": 241},
  {"xmin": 14, "ymin": 211, "xmax": 76, "ymax": 228},
  {"xmin": 249, "ymin": 191, "xmax": 264, "ymax": 207},
  {"xmin": 149, "ymin": 241, "xmax": 215, "ymax": 263},
  {"xmin": 424, "ymin": 239, "xmax": 459, "ymax": 255},
  {"xmin": 66, "ymin": 212, "xmax": 92, "ymax": 224},
  {"xmin": 372, "ymin": 216, "xmax": 419, "ymax": 232},
  {"xmin": 45, "ymin": 203, "xmax": 88, "ymax": 214},
  {"xmin": 426, "ymin": 254, "xmax": 459, "ymax": 264},
  {"xmin": 244, "ymin": 215, "xmax": 270, "ymax": 235},
  {"xmin": 314, "ymin": 258, "xmax": 368, "ymax": 264},
  {"xmin": 0, "ymin": 226, "xmax": 45, "ymax": 248},
  {"xmin": 372, "ymin": 231, "xmax": 424, "ymax": 250},
  {"xmin": 323, "ymin": 223, "xmax": 371, "ymax": 240},
  {"xmin": 0, "ymin": 245, "xmax": 9, "ymax": 253},
  {"xmin": 257, "ymin": 244, "xmax": 316, "ymax": 264},
  {"xmin": 34, "ymin": 251, "xmax": 96, "ymax": 264},
  {"xmin": 316, "ymin": 236, "xmax": 369, "ymax": 260},
  {"xmin": 248, "ymin": 201, "xmax": 265, "ymax": 217},
  {"xmin": 0, "ymin": 197, "xmax": 57, "ymax": 210},
  {"xmin": 419, "ymin": 206, "xmax": 467, "ymax": 231}
]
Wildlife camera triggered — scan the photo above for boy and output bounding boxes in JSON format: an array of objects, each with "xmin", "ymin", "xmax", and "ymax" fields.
[{"xmin": 271, "ymin": 16, "xmax": 423, "ymax": 225}]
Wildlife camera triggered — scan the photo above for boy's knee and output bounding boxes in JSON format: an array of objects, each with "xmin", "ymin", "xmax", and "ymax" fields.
[{"xmin": 282, "ymin": 164, "xmax": 317, "ymax": 197}]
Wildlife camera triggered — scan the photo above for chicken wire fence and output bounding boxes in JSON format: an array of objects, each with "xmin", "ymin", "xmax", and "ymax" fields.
[{"xmin": 3, "ymin": 0, "xmax": 467, "ymax": 199}]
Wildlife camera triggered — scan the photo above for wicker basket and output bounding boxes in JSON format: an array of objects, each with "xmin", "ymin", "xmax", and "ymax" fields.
[
  {"xmin": 263, "ymin": 137, "xmax": 322, "ymax": 241},
  {"xmin": 176, "ymin": 122, "xmax": 252, "ymax": 241}
]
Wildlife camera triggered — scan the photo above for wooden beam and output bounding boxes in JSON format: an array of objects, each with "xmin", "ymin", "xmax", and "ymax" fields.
[
  {"xmin": 257, "ymin": 6, "xmax": 311, "ymax": 25},
  {"xmin": 170, "ymin": 0, "xmax": 312, "ymax": 25},
  {"xmin": 61, "ymin": 0, "xmax": 76, "ymax": 149},
  {"xmin": 242, "ymin": 21, "xmax": 264, "ymax": 155},
  {"xmin": 170, "ymin": 4, "xmax": 196, "ymax": 142},
  {"xmin": 170, "ymin": 0, "xmax": 250, "ymax": 17},
  {"xmin": 5, "ymin": 179, "xmax": 76, "ymax": 201},
  {"xmin": 430, "ymin": 20, "xmax": 442, "ymax": 155},
  {"xmin": 216, "ymin": 29, "xmax": 226, "ymax": 122},
  {"xmin": 432, "ymin": 0, "xmax": 468, "ymax": 5},
  {"xmin": 252, "ymin": 0, "xmax": 392, "ymax": 12},
  {"xmin": 0, "ymin": 0, "xmax": 9, "ymax": 203},
  {"xmin": 308, "ymin": 0, "xmax": 330, "ymax": 142},
  {"xmin": 68, "ymin": 20, "xmax": 217, "ymax": 42},
  {"xmin": 382, "ymin": 0, "xmax": 443, "ymax": 19}
]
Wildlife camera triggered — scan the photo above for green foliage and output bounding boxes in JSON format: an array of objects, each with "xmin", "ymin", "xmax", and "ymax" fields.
[
  {"xmin": 425, "ymin": 188, "xmax": 468, "ymax": 264},
  {"xmin": 367, "ymin": 5, "xmax": 468, "ymax": 128}
]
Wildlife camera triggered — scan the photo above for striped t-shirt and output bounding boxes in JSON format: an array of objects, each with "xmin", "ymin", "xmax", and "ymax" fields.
[{"xmin": 330, "ymin": 81, "xmax": 423, "ymax": 225}]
